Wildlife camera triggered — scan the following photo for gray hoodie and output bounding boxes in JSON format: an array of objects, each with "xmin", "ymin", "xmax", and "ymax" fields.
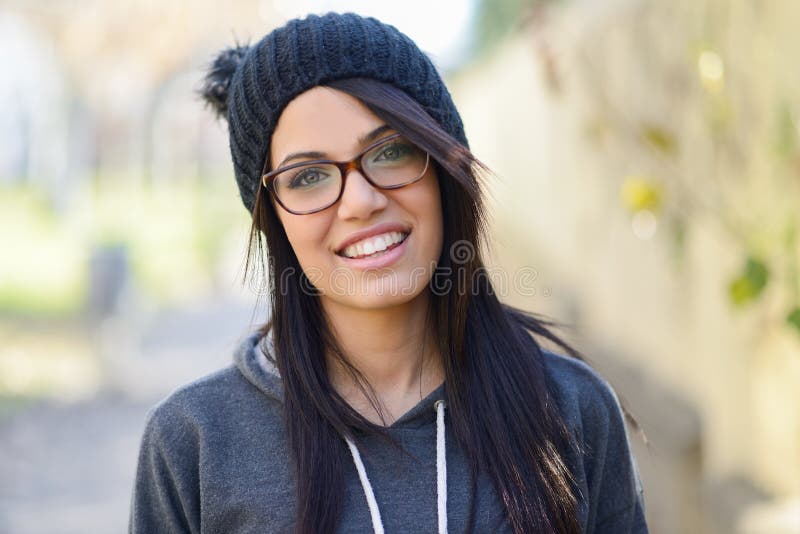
[{"xmin": 129, "ymin": 333, "xmax": 648, "ymax": 533}]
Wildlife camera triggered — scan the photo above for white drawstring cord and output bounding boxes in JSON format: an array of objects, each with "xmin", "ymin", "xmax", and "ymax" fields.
[
  {"xmin": 344, "ymin": 399, "xmax": 448, "ymax": 534},
  {"xmin": 434, "ymin": 399, "xmax": 448, "ymax": 534},
  {"xmin": 345, "ymin": 435, "xmax": 385, "ymax": 534}
]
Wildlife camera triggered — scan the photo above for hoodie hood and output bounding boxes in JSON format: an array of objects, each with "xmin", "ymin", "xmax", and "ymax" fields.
[
  {"xmin": 233, "ymin": 332, "xmax": 284, "ymax": 403},
  {"xmin": 232, "ymin": 331, "xmax": 446, "ymax": 429}
]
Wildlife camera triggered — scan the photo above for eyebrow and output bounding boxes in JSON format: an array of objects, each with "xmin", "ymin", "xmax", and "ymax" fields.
[
  {"xmin": 358, "ymin": 124, "xmax": 393, "ymax": 146},
  {"xmin": 276, "ymin": 124, "xmax": 394, "ymax": 168}
]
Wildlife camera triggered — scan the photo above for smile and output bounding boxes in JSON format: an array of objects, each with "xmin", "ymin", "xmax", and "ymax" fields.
[{"xmin": 338, "ymin": 231, "xmax": 409, "ymax": 259}]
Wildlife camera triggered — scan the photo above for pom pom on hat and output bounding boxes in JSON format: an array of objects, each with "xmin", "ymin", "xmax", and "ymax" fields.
[{"xmin": 200, "ymin": 43, "xmax": 250, "ymax": 119}]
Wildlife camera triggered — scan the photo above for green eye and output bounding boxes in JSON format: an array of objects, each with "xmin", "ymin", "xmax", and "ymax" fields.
[
  {"xmin": 372, "ymin": 142, "xmax": 412, "ymax": 163},
  {"xmin": 287, "ymin": 167, "xmax": 332, "ymax": 189}
]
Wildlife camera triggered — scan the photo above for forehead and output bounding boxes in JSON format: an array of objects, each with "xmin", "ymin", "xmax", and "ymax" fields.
[{"xmin": 270, "ymin": 86, "xmax": 384, "ymax": 163}]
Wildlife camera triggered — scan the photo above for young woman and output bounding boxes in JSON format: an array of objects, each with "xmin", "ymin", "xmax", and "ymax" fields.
[{"xmin": 130, "ymin": 12, "xmax": 649, "ymax": 534}]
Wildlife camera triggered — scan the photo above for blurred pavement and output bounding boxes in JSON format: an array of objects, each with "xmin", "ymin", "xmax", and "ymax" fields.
[{"xmin": 0, "ymin": 297, "xmax": 259, "ymax": 534}]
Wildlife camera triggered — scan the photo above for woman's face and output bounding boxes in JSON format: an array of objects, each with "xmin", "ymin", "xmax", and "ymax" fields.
[{"xmin": 269, "ymin": 86, "xmax": 443, "ymax": 311}]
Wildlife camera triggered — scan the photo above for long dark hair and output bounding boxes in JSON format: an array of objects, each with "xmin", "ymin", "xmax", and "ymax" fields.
[{"xmin": 245, "ymin": 78, "xmax": 621, "ymax": 533}]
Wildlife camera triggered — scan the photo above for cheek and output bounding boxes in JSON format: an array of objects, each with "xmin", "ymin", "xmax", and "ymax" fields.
[
  {"xmin": 390, "ymin": 173, "xmax": 443, "ymax": 266},
  {"xmin": 418, "ymin": 177, "xmax": 443, "ymax": 250},
  {"xmin": 278, "ymin": 212, "xmax": 332, "ymax": 266}
]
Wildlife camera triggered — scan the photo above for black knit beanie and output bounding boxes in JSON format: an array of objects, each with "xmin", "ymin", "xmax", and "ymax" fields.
[{"xmin": 201, "ymin": 12, "xmax": 468, "ymax": 214}]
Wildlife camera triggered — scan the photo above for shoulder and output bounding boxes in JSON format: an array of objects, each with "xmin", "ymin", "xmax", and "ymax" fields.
[
  {"xmin": 141, "ymin": 364, "xmax": 281, "ymax": 447},
  {"xmin": 131, "ymin": 365, "xmax": 282, "ymax": 533},
  {"xmin": 146, "ymin": 365, "xmax": 241, "ymax": 422},
  {"xmin": 540, "ymin": 349, "xmax": 649, "ymax": 531},
  {"xmin": 540, "ymin": 349, "xmax": 624, "ymax": 433}
]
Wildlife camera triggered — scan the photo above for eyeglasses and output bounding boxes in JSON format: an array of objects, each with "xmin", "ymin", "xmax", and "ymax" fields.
[{"xmin": 261, "ymin": 133, "xmax": 430, "ymax": 215}]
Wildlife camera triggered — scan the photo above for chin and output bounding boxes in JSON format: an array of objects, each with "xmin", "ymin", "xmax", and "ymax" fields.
[{"xmin": 321, "ymin": 274, "xmax": 430, "ymax": 310}]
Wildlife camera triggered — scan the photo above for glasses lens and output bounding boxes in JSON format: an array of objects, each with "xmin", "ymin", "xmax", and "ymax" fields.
[
  {"xmin": 362, "ymin": 137, "xmax": 428, "ymax": 187},
  {"xmin": 272, "ymin": 163, "xmax": 342, "ymax": 213}
]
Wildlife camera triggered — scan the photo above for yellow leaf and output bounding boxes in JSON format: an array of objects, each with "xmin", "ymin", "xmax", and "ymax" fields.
[{"xmin": 621, "ymin": 176, "xmax": 662, "ymax": 213}]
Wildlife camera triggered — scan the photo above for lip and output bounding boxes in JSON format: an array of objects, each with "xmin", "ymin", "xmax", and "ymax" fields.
[
  {"xmin": 334, "ymin": 222, "xmax": 411, "ymax": 254},
  {"xmin": 335, "ymin": 232, "xmax": 410, "ymax": 270}
]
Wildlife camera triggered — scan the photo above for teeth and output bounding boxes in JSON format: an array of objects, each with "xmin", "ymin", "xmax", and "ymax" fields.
[{"xmin": 341, "ymin": 231, "xmax": 407, "ymax": 259}]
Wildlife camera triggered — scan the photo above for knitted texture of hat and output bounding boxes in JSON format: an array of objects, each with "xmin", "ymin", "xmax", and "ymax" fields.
[{"xmin": 222, "ymin": 12, "xmax": 468, "ymax": 213}]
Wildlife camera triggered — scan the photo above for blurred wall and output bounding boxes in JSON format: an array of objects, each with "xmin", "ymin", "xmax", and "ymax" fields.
[{"xmin": 453, "ymin": 1, "xmax": 800, "ymax": 533}]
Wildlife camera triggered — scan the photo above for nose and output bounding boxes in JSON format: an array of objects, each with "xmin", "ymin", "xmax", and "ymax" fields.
[{"xmin": 336, "ymin": 169, "xmax": 388, "ymax": 220}]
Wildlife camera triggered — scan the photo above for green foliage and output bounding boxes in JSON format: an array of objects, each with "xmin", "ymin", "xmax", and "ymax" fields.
[
  {"xmin": 787, "ymin": 307, "xmax": 800, "ymax": 334},
  {"xmin": 728, "ymin": 257, "xmax": 769, "ymax": 306},
  {"xmin": 90, "ymin": 177, "xmax": 248, "ymax": 303},
  {"xmin": 641, "ymin": 124, "xmax": 677, "ymax": 156},
  {"xmin": 773, "ymin": 101, "xmax": 799, "ymax": 160},
  {"xmin": 0, "ymin": 178, "xmax": 248, "ymax": 316},
  {"xmin": 0, "ymin": 187, "xmax": 86, "ymax": 316}
]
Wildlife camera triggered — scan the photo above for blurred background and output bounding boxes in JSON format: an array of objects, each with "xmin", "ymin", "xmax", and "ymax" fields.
[{"xmin": 0, "ymin": 0, "xmax": 798, "ymax": 532}]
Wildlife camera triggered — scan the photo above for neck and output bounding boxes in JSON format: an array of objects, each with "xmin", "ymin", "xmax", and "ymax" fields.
[{"xmin": 321, "ymin": 291, "xmax": 443, "ymax": 425}]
